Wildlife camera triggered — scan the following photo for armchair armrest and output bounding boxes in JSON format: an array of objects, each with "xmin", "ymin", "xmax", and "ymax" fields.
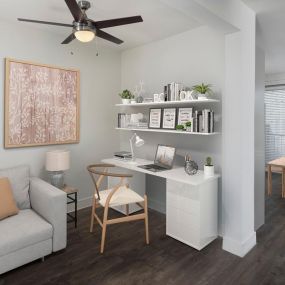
[{"xmin": 29, "ymin": 177, "xmax": 67, "ymax": 252}]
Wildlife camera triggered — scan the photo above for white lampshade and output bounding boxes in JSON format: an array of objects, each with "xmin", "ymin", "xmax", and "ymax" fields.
[
  {"xmin": 135, "ymin": 135, "xmax": 144, "ymax": 147},
  {"xmin": 45, "ymin": 150, "xmax": 70, "ymax": 171},
  {"xmin": 75, "ymin": 30, "xmax": 95, "ymax": 42}
]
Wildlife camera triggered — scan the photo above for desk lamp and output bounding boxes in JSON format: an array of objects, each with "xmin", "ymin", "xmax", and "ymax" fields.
[
  {"xmin": 129, "ymin": 133, "xmax": 144, "ymax": 163},
  {"xmin": 45, "ymin": 150, "xmax": 70, "ymax": 189}
]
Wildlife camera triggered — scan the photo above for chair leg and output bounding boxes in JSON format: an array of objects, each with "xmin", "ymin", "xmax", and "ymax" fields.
[
  {"xmin": 100, "ymin": 222, "xmax": 107, "ymax": 254},
  {"xmin": 100, "ymin": 206, "xmax": 109, "ymax": 254},
  {"xmin": 144, "ymin": 195, "xmax": 149, "ymax": 245},
  {"xmin": 90, "ymin": 198, "xmax": 96, "ymax": 233}
]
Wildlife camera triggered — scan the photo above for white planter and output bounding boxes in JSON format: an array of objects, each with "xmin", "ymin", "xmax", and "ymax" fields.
[
  {"xmin": 130, "ymin": 99, "xmax": 136, "ymax": 104},
  {"xmin": 197, "ymin": 93, "xmax": 208, "ymax": 100},
  {"xmin": 122, "ymin": 99, "xmax": 131, "ymax": 104},
  {"xmin": 204, "ymin": 165, "xmax": 214, "ymax": 177},
  {"xmin": 186, "ymin": 127, "xmax": 192, "ymax": 132}
]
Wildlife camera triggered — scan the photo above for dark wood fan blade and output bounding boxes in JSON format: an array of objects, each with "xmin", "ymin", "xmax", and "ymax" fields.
[
  {"xmin": 64, "ymin": 0, "xmax": 84, "ymax": 22},
  {"xmin": 92, "ymin": 16, "xmax": 143, "ymax": 29},
  {"xmin": 18, "ymin": 18, "xmax": 73, "ymax": 27},
  {"xmin": 96, "ymin": 30, "xmax": 123, "ymax": 44},
  {"xmin": 61, "ymin": 33, "xmax": 76, "ymax": 44}
]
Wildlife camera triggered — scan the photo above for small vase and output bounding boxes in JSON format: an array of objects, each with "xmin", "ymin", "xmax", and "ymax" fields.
[
  {"xmin": 204, "ymin": 165, "xmax": 214, "ymax": 177},
  {"xmin": 186, "ymin": 127, "xmax": 191, "ymax": 132},
  {"xmin": 122, "ymin": 99, "xmax": 131, "ymax": 104}
]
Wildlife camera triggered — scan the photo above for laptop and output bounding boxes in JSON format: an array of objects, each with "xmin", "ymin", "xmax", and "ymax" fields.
[{"xmin": 138, "ymin": 145, "xmax": 176, "ymax": 172}]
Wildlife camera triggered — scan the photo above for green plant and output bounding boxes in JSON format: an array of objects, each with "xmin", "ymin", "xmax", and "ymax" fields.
[
  {"xmin": 205, "ymin": 156, "xmax": 213, "ymax": 166},
  {"xmin": 192, "ymin": 83, "xmax": 213, "ymax": 95},
  {"xmin": 119, "ymin": 89, "xmax": 134, "ymax": 99},
  {"xmin": 176, "ymin": 124, "xmax": 185, "ymax": 131},
  {"xmin": 185, "ymin": 121, "xmax": 192, "ymax": 127}
]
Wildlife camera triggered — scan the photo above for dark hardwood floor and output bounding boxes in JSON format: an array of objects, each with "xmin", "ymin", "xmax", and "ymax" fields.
[{"xmin": 1, "ymin": 174, "xmax": 285, "ymax": 285}]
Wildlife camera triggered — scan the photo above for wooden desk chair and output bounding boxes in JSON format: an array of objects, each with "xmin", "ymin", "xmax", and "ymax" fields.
[{"xmin": 87, "ymin": 163, "xmax": 149, "ymax": 253}]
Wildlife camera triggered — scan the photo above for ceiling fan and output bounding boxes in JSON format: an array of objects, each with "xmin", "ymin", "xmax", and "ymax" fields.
[{"xmin": 18, "ymin": 0, "xmax": 143, "ymax": 44}]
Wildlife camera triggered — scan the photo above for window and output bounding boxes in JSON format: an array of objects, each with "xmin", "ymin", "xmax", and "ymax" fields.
[{"xmin": 265, "ymin": 88, "xmax": 285, "ymax": 163}]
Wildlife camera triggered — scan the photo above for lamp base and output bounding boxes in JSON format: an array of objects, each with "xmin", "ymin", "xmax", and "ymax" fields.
[{"xmin": 49, "ymin": 171, "xmax": 64, "ymax": 189}]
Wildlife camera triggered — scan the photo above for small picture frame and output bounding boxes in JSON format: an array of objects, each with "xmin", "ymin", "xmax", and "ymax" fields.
[
  {"xmin": 162, "ymin": 108, "xmax": 177, "ymax": 129},
  {"xmin": 177, "ymin": 108, "xmax": 193, "ymax": 126},
  {"xmin": 149, "ymin": 108, "xmax": 162, "ymax": 129}
]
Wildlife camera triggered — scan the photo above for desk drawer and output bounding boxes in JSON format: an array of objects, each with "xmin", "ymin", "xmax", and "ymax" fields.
[
  {"xmin": 166, "ymin": 207, "xmax": 200, "ymax": 247},
  {"xmin": 167, "ymin": 206, "xmax": 200, "ymax": 229},
  {"xmin": 167, "ymin": 180, "xmax": 200, "ymax": 215}
]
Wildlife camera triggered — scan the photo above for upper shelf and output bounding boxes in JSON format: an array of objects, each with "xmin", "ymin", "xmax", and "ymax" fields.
[{"xmin": 115, "ymin": 99, "xmax": 220, "ymax": 107}]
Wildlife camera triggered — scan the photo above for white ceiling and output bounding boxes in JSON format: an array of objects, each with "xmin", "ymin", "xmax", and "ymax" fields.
[
  {"xmin": 0, "ymin": 0, "xmax": 202, "ymax": 50},
  {"xmin": 243, "ymin": 0, "xmax": 285, "ymax": 74}
]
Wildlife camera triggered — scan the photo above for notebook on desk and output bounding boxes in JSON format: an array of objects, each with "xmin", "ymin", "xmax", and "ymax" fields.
[{"xmin": 138, "ymin": 144, "xmax": 176, "ymax": 172}]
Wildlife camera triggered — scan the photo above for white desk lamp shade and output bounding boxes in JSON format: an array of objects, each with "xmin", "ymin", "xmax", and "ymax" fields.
[
  {"xmin": 45, "ymin": 150, "xmax": 70, "ymax": 171},
  {"xmin": 135, "ymin": 136, "xmax": 144, "ymax": 147}
]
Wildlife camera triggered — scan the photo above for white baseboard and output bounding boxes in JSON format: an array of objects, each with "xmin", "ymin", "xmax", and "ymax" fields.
[
  {"xmin": 67, "ymin": 196, "xmax": 92, "ymax": 213},
  {"xmin": 222, "ymin": 232, "xmax": 256, "ymax": 257},
  {"xmin": 148, "ymin": 198, "xmax": 166, "ymax": 214}
]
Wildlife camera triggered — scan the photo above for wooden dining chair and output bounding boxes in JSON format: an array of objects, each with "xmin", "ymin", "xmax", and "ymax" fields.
[{"xmin": 87, "ymin": 163, "xmax": 149, "ymax": 253}]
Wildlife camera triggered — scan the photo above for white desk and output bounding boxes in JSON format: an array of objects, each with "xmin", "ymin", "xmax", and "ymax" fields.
[{"xmin": 102, "ymin": 158, "xmax": 219, "ymax": 250}]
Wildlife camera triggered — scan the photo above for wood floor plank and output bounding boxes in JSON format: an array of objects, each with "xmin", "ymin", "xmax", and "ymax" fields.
[{"xmin": 1, "ymin": 174, "xmax": 284, "ymax": 285}]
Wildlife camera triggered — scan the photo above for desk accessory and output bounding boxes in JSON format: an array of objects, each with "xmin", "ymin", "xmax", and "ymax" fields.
[
  {"xmin": 46, "ymin": 150, "xmax": 70, "ymax": 189},
  {"xmin": 184, "ymin": 154, "xmax": 198, "ymax": 175},
  {"xmin": 114, "ymin": 151, "xmax": 132, "ymax": 160}
]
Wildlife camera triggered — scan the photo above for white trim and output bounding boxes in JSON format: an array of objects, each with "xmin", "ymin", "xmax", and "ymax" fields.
[
  {"xmin": 148, "ymin": 197, "xmax": 166, "ymax": 214},
  {"xmin": 67, "ymin": 196, "xmax": 92, "ymax": 213},
  {"xmin": 222, "ymin": 232, "xmax": 256, "ymax": 257}
]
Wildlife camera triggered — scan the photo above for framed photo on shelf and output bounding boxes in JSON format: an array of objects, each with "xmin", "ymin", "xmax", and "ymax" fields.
[
  {"xmin": 177, "ymin": 108, "xmax": 193, "ymax": 126},
  {"xmin": 162, "ymin": 108, "xmax": 177, "ymax": 129},
  {"xmin": 149, "ymin": 108, "xmax": 162, "ymax": 129}
]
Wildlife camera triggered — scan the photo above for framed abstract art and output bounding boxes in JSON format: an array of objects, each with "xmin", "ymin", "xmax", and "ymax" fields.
[{"xmin": 4, "ymin": 58, "xmax": 80, "ymax": 148}]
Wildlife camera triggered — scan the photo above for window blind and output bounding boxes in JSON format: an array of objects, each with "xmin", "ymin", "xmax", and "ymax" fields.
[{"xmin": 265, "ymin": 88, "xmax": 285, "ymax": 163}]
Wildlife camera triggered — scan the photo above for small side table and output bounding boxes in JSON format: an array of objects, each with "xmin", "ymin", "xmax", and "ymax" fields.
[{"xmin": 62, "ymin": 185, "xmax": 78, "ymax": 228}]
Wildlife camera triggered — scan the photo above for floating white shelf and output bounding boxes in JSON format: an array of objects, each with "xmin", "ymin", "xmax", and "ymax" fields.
[
  {"xmin": 115, "ymin": 99, "xmax": 219, "ymax": 107},
  {"xmin": 116, "ymin": 128, "xmax": 220, "ymax": 136}
]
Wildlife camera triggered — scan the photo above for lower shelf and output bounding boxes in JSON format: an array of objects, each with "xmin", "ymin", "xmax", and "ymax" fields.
[{"xmin": 116, "ymin": 128, "xmax": 220, "ymax": 136}]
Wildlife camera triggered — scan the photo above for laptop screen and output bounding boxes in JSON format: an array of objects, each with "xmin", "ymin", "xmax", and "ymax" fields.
[{"xmin": 154, "ymin": 145, "xmax": 176, "ymax": 169}]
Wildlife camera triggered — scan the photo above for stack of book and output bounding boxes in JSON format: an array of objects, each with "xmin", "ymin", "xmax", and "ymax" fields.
[
  {"xmin": 193, "ymin": 109, "xmax": 214, "ymax": 133},
  {"xmin": 114, "ymin": 151, "xmax": 132, "ymax": 161},
  {"xmin": 164, "ymin": 82, "xmax": 183, "ymax": 101}
]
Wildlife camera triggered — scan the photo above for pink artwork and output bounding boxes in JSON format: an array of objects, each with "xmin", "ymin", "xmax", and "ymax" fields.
[{"xmin": 5, "ymin": 58, "xmax": 80, "ymax": 148}]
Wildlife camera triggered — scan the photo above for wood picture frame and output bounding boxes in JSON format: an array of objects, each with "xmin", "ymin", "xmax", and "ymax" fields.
[
  {"xmin": 4, "ymin": 58, "xmax": 80, "ymax": 148},
  {"xmin": 148, "ymin": 108, "xmax": 162, "ymax": 129},
  {"xmin": 162, "ymin": 108, "xmax": 177, "ymax": 129}
]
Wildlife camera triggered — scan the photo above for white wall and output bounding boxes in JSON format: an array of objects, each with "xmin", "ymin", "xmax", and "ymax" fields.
[
  {"xmin": 0, "ymin": 21, "xmax": 121, "ymax": 208},
  {"xmin": 120, "ymin": 26, "xmax": 224, "ymax": 214},
  {"xmin": 254, "ymin": 46, "xmax": 265, "ymax": 230}
]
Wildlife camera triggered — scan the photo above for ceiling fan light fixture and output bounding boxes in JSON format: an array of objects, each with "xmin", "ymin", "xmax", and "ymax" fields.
[{"xmin": 75, "ymin": 30, "xmax": 95, "ymax": 42}]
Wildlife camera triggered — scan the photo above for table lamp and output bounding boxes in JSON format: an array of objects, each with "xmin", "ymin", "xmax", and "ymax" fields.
[
  {"xmin": 129, "ymin": 133, "xmax": 144, "ymax": 163},
  {"xmin": 45, "ymin": 150, "xmax": 70, "ymax": 189}
]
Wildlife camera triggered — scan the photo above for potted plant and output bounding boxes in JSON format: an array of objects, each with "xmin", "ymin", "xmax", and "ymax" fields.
[
  {"xmin": 192, "ymin": 83, "xmax": 213, "ymax": 100},
  {"xmin": 185, "ymin": 121, "xmax": 192, "ymax": 132},
  {"xmin": 176, "ymin": 124, "xmax": 185, "ymax": 131},
  {"xmin": 204, "ymin": 156, "xmax": 214, "ymax": 177},
  {"xmin": 119, "ymin": 89, "xmax": 134, "ymax": 104}
]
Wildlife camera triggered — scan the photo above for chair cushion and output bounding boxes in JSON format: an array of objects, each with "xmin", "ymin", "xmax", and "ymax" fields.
[
  {"xmin": 96, "ymin": 186, "xmax": 144, "ymax": 207},
  {"xmin": 0, "ymin": 177, "xmax": 19, "ymax": 220},
  {"xmin": 0, "ymin": 165, "xmax": 30, "ymax": 209},
  {"xmin": 0, "ymin": 209, "xmax": 53, "ymax": 257}
]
